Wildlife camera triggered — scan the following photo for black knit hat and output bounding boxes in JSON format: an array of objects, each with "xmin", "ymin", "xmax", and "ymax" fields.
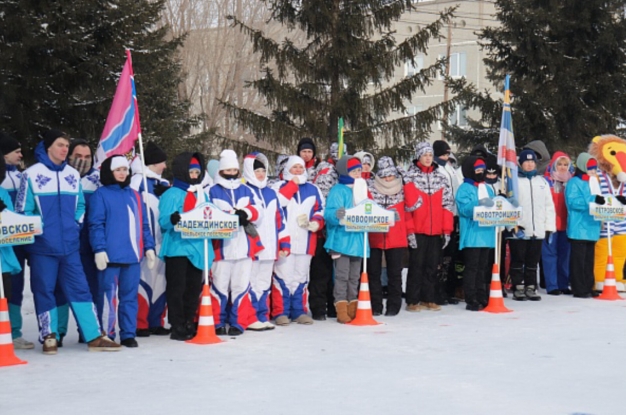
[
  {"xmin": 0, "ymin": 132, "xmax": 21, "ymax": 155},
  {"xmin": 43, "ymin": 129, "xmax": 69, "ymax": 150},
  {"xmin": 297, "ymin": 137, "xmax": 316, "ymax": 157},
  {"xmin": 144, "ymin": 141, "xmax": 167, "ymax": 165},
  {"xmin": 68, "ymin": 138, "xmax": 92, "ymax": 157},
  {"xmin": 433, "ymin": 140, "xmax": 451, "ymax": 157}
]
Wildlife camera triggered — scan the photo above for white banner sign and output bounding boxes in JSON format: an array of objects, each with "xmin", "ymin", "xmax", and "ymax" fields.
[
  {"xmin": 340, "ymin": 200, "xmax": 395, "ymax": 233},
  {"xmin": 0, "ymin": 210, "xmax": 43, "ymax": 246},
  {"xmin": 590, "ymin": 196, "xmax": 626, "ymax": 222},
  {"xmin": 174, "ymin": 202, "xmax": 239, "ymax": 239},
  {"xmin": 473, "ymin": 196, "xmax": 522, "ymax": 227}
]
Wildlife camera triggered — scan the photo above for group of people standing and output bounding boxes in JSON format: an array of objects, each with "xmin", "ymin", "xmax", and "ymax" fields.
[{"xmin": 0, "ymin": 129, "xmax": 615, "ymax": 355}]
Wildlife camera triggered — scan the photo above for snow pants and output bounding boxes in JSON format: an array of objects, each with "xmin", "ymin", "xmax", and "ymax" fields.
[
  {"xmin": 250, "ymin": 259, "xmax": 273, "ymax": 323},
  {"xmin": 29, "ymin": 252, "xmax": 101, "ymax": 342},
  {"xmin": 509, "ymin": 239, "xmax": 543, "ymax": 288},
  {"xmin": 137, "ymin": 254, "xmax": 167, "ymax": 330},
  {"xmin": 211, "ymin": 258, "xmax": 253, "ymax": 331},
  {"xmin": 407, "ymin": 234, "xmax": 442, "ymax": 304},
  {"xmin": 333, "ymin": 254, "xmax": 361, "ymax": 303},
  {"xmin": 594, "ymin": 235, "xmax": 626, "ymax": 291},
  {"xmin": 308, "ymin": 234, "xmax": 335, "ymax": 317},
  {"xmin": 542, "ymin": 231, "xmax": 571, "ymax": 292},
  {"xmin": 462, "ymin": 248, "xmax": 492, "ymax": 305},
  {"xmin": 367, "ymin": 248, "xmax": 404, "ymax": 314},
  {"xmin": 164, "ymin": 257, "xmax": 203, "ymax": 332},
  {"xmin": 272, "ymin": 254, "xmax": 311, "ymax": 319},
  {"xmin": 570, "ymin": 240, "xmax": 596, "ymax": 297},
  {"xmin": 8, "ymin": 246, "xmax": 26, "ymax": 339},
  {"xmin": 97, "ymin": 263, "xmax": 140, "ymax": 341}
]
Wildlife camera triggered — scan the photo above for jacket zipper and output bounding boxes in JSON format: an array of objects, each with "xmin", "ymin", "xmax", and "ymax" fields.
[
  {"xmin": 529, "ymin": 177, "xmax": 536, "ymax": 235},
  {"xmin": 427, "ymin": 170, "xmax": 433, "ymax": 235}
]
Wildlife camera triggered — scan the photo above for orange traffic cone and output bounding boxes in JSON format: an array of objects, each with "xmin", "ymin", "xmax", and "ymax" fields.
[
  {"xmin": 348, "ymin": 273, "xmax": 381, "ymax": 326},
  {"xmin": 595, "ymin": 255, "xmax": 623, "ymax": 301},
  {"xmin": 0, "ymin": 298, "xmax": 27, "ymax": 367},
  {"xmin": 187, "ymin": 285, "xmax": 223, "ymax": 344},
  {"xmin": 482, "ymin": 264, "xmax": 513, "ymax": 313}
]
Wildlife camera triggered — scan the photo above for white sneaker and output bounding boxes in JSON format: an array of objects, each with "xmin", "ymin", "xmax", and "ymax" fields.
[
  {"xmin": 247, "ymin": 321, "xmax": 267, "ymax": 331},
  {"xmin": 262, "ymin": 321, "xmax": 275, "ymax": 330},
  {"xmin": 13, "ymin": 337, "xmax": 35, "ymax": 350}
]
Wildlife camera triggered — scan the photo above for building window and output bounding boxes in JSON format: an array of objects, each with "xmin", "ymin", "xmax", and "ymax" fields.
[
  {"xmin": 438, "ymin": 52, "xmax": 467, "ymax": 79},
  {"xmin": 404, "ymin": 55, "xmax": 424, "ymax": 77},
  {"xmin": 449, "ymin": 105, "xmax": 468, "ymax": 127},
  {"xmin": 404, "ymin": 105, "xmax": 422, "ymax": 116}
]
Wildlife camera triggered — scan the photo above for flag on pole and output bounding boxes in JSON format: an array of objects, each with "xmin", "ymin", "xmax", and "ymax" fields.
[
  {"xmin": 95, "ymin": 49, "xmax": 141, "ymax": 167},
  {"xmin": 497, "ymin": 75, "xmax": 518, "ymax": 199},
  {"xmin": 338, "ymin": 117, "xmax": 345, "ymax": 159}
]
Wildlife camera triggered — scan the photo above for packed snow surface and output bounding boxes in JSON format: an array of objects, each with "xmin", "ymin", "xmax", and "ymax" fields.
[{"xmin": 3, "ymin": 288, "xmax": 625, "ymax": 415}]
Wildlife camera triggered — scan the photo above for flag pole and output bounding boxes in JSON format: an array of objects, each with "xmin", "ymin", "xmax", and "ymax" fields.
[{"xmin": 338, "ymin": 117, "xmax": 345, "ymax": 159}]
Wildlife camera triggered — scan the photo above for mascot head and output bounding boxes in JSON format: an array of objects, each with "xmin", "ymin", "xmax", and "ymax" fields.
[{"xmin": 589, "ymin": 135, "xmax": 626, "ymax": 183}]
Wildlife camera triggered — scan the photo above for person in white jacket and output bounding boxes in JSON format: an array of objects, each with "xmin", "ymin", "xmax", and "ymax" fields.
[{"xmin": 509, "ymin": 149, "xmax": 556, "ymax": 301}]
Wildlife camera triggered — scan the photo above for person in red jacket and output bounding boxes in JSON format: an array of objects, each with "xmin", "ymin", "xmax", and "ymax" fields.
[
  {"xmin": 367, "ymin": 157, "xmax": 414, "ymax": 316},
  {"xmin": 403, "ymin": 142, "xmax": 454, "ymax": 312},
  {"xmin": 542, "ymin": 151, "xmax": 574, "ymax": 295}
]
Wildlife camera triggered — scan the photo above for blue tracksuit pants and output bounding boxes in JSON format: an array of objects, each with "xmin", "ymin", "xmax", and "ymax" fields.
[
  {"xmin": 97, "ymin": 263, "xmax": 140, "ymax": 341},
  {"xmin": 542, "ymin": 230, "xmax": 571, "ymax": 292}
]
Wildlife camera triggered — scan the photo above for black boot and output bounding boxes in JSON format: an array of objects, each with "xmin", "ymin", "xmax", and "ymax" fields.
[
  {"xmin": 136, "ymin": 328, "xmax": 151, "ymax": 337},
  {"xmin": 170, "ymin": 325, "xmax": 192, "ymax": 341},
  {"xmin": 228, "ymin": 326, "xmax": 243, "ymax": 336},
  {"xmin": 149, "ymin": 326, "xmax": 171, "ymax": 336},
  {"xmin": 121, "ymin": 338, "xmax": 139, "ymax": 347},
  {"xmin": 185, "ymin": 321, "xmax": 197, "ymax": 337}
]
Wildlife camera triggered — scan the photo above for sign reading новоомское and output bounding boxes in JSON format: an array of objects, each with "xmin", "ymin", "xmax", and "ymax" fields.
[
  {"xmin": 175, "ymin": 202, "xmax": 239, "ymax": 239},
  {"xmin": 340, "ymin": 200, "xmax": 395, "ymax": 233},
  {"xmin": 0, "ymin": 210, "xmax": 43, "ymax": 246},
  {"xmin": 473, "ymin": 196, "xmax": 522, "ymax": 227}
]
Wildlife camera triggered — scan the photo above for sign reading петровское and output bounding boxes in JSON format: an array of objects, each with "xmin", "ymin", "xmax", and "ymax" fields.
[
  {"xmin": 174, "ymin": 202, "xmax": 239, "ymax": 239},
  {"xmin": 473, "ymin": 196, "xmax": 522, "ymax": 227},
  {"xmin": 590, "ymin": 195, "xmax": 626, "ymax": 222},
  {"xmin": 0, "ymin": 209, "xmax": 43, "ymax": 246},
  {"xmin": 340, "ymin": 200, "xmax": 395, "ymax": 233}
]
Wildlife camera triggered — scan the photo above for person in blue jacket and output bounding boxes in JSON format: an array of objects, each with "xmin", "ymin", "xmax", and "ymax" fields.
[
  {"xmin": 15, "ymin": 129, "xmax": 120, "ymax": 354},
  {"xmin": 565, "ymin": 153, "xmax": 603, "ymax": 298},
  {"xmin": 159, "ymin": 151, "xmax": 212, "ymax": 341},
  {"xmin": 324, "ymin": 156, "xmax": 370, "ymax": 324},
  {"xmin": 88, "ymin": 155, "xmax": 156, "ymax": 347},
  {"xmin": 456, "ymin": 156, "xmax": 496, "ymax": 311}
]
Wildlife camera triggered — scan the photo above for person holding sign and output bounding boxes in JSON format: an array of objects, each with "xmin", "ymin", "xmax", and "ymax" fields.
[
  {"xmin": 88, "ymin": 155, "xmax": 156, "ymax": 347},
  {"xmin": 272, "ymin": 155, "xmax": 324, "ymax": 325},
  {"xmin": 324, "ymin": 156, "xmax": 370, "ymax": 324},
  {"xmin": 159, "ymin": 152, "xmax": 212, "ymax": 340},
  {"xmin": 208, "ymin": 149, "xmax": 263, "ymax": 336},
  {"xmin": 456, "ymin": 156, "xmax": 496, "ymax": 311},
  {"xmin": 403, "ymin": 142, "xmax": 454, "ymax": 312},
  {"xmin": 509, "ymin": 149, "xmax": 556, "ymax": 302},
  {"xmin": 565, "ymin": 153, "xmax": 602, "ymax": 298},
  {"xmin": 16, "ymin": 129, "xmax": 121, "ymax": 353},
  {"xmin": 367, "ymin": 156, "xmax": 414, "ymax": 316},
  {"xmin": 242, "ymin": 152, "xmax": 290, "ymax": 330}
]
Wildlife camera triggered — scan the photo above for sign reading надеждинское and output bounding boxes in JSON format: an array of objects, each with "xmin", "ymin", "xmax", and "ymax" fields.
[
  {"xmin": 590, "ymin": 195, "xmax": 626, "ymax": 222},
  {"xmin": 174, "ymin": 202, "xmax": 239, "ymax": 239},
  {"xmin": 340, "ymin": 200, "xmax": 395, "ymax": 233},
  {"xmin": 473, "ymin": 196, "xmax": 522, "ymax": 227},
  {"xmin": 0, "ymin": 209, "xmax": 43, "ymax": 246}
]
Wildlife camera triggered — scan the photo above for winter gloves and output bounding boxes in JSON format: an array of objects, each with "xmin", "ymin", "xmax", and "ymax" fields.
[
  {"xmin": 234, "ymin": 209, "xmax": 250, "ymax": 226},
  {"xmin": 153, "ymin": 183, "xmax": 170, "ymax": 197},
  {"xmin": 307, "ymin": 221, "xmax": 320, "ymax": 233},
  {"xmin": 297, "ymin": 214, "xmax": 309, "ymax": 228},
  {"xmin": 442, "ymin": 234, "xmax": 451, "ymax": 249},
  {"xmin": 0, "ymin": 199, "xmax": 6, "ymax": 213},
  {"xmin": 595, "ymin": 195, "xmax": 606, "ymax": 205},
  {"xmin": 170, "ymin": 211, "xmax": 182, "ymax": 226},
  {"xmin": 616, "ymin": 195, "xmax": 626, "ymax": 205},
  {"xmin": 145, "ymin": 250, "xmax": 156, "ymax": 269},
  {"xmin": 408, "ymin": 233, "xmax": 417, "ymax": 249},
  {"xmin": 336, "ymin": 207, "xmax": 346, "ymax": 220},
  {"xmin": 95, "ymin": 252, "xmax": 109, "ymax": 271},
  {"xmin": 478, "ymin": 198, "xmax": 494, "ymax": 207}
]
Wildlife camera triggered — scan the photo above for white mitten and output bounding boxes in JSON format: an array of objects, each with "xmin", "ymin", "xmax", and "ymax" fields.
[
  {"xmin": 296, "ymin": 214, "xmax": 309, "ymax": 228},
  {"xmin": 307, "ymin": 221, "xmax": 320, "ymax": 233},
  {"xmin": 95, "ymin": 252, "xmax": 109, "ymax": 271},
  {"xmin": 145, "ymin": 249, "xmax": 156, "ymax": 269}
]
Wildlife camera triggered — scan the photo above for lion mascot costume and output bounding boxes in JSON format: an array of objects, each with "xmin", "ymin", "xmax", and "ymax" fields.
[{"xmin": 589, "ymin": 134, "xmax": 626, "ymax": 291}]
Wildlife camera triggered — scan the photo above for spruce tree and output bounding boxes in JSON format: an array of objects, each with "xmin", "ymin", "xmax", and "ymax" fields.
[
  {"xmin": 451, "ymin": 0, "xmax": 626, "ymax": 154},
  {"xmin": 223, "ymin": 0, "xmax": 470, "ymax": 158},
  {"xmin": 0, "ymin": 0, "xmax": 195, "ymax": 157}
]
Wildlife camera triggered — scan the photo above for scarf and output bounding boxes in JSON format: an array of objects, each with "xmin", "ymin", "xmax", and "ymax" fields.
[{"xmin": 373, "ymin": 176, "xmax": 402, "ymax": 196}]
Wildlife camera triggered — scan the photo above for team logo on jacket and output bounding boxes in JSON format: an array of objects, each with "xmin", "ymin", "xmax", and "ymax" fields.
[
  {"xmin": 64, "ymin": 175, "xmax": 77, "ymax": 189},
  {"xmin": 85, "ymin": 175, "xmax": 99, "ymax": 185},
  {"xmin": 35, "ymin": 174, "xmax": 51, "ymax": 189}
]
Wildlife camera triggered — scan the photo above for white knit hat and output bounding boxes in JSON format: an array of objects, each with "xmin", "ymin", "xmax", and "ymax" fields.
[
  {"xmin": 219, "ymin": 149, "xmax": 239, "ymax": 171},
  {"xmin": 110, "ymin": 156, "xmax": 129, "ymax": 171}
]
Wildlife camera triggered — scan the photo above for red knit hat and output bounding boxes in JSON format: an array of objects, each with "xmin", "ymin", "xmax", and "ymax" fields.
[
  {"xmin": 586, "ymin": 158, "xmax": 598, "ymax": 171},
  {"xmin": 347, "ymin": 157, "xmax": 362, "ymax": 172},
  {"xmin": 474, "ymin": 159, "xmax": 486, "ymax": 171}
]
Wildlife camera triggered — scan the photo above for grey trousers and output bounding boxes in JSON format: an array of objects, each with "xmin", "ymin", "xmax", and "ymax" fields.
[{"xmin": 333, "ymin": 255, "xmax": 362, "ymax": 302}]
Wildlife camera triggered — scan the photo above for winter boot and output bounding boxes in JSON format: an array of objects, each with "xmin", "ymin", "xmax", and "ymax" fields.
[
  {"xmin": 150, "ymin": 326, "xmax": 171, "ymax": 336},
  {"xmin": 335, "ymin": 301, "xmax": 352, "ymax": 324},
  {"xmin": 525, "ymin": 285, "xmax": 542, "ymax": 301},
  {"xmin": 13, "ymin": 337, "xmax": 35, "ymax": 350},
  {"xmin": 295, "ymin": 314, "xmax": 314, "ymax": 325},
  {"xmin": 87, "ymin": 335, "xmax": 121, "ymax": 352},
  {"xmin": 43, "ymin": 334, "xmax": 58, "ymax": 355},
  {"xmin": 228, "ymin": 326, "xmax": 243, "ymax": 336},
  {"xmin": 347, "ymin": 300, "xmax": 358, "ymax": 320},
  {"xmin": 512, "ymin": 285, "xmax": 527, "ymax": 301},
  {"xmin": 136, "ymin": 328, "xmax": 151, "ymax": 337},
  {"xmin": 247, "ymin": 321, "xmax": 268, "ymax": 331},
  {"xmin": 275, "ymin": 315, "xmax": 291, "ymax": 326},
  {"xmin": 170, "ymin": 325, "xmax": 192, "ymax": 341},
  {"xmin": 121, "ymin": 338, "xmax": 139, "ymax": 348}
]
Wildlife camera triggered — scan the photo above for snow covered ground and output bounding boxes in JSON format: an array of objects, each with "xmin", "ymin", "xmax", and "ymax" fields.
[{"xmin": 3, "ymin": 288, "xmax": 626, "ymax": 415}]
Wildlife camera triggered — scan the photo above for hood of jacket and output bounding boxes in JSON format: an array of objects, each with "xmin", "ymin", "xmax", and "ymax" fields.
[
  {"xmin": 523, "ymin": 140, "xmax": 551, "ymax": 174},
  {"xmin": 172, "ymin": 151, "xmax": 206, "ymax": 186},
  {"xmin": 35, "ymin": 141, "xmax": 67, "ymax": 172},
  {"xmin": 100, "ymin": 155, "xmax": 132, "ymax": 187},
  {"xmin": 462, "ymin": 156, "xmax": 486, "ymax": 183},
  {"xmin": 243, "ymin": 152, "xmax": 269, "ymax": 189}
]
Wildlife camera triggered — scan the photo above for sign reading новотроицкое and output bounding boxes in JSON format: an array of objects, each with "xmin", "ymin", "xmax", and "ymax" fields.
[{"xmin": 473, "ymin": 196, "xmax": 522, "ymax": 227}]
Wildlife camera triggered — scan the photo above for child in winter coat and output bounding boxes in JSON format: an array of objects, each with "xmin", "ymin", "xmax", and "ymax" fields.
[
  {"xmin": 272, "ymin": 155, "xmax": 324, "ymax": 325},
  {"xmin": 89, "ymin": 155, "xmax": 156, "ymax": 347},
  {"xmin": 159, "ymin": 152, "xmax": 212, "ymax": 340},
  {"xmin": 565, "ymin": 153, "xmax": 602, "ymax": 298},
  {"xmin": 207, "ymin": 149, "xmax": 262, "ymax": 336},
  {"xmin": 324, "ymin": 156, "xmax": 370, "ymax": 324},
  {"xmin": 542, "ymin": 152, "xmax": 574, "ymax": 295},
  {"xmin": 242, "ymin": 152, "xmax": 290, "ymax": 330},
  {"xmin": 367, "ymin": 156, "xmax": 414, "ymax": 316},
  {"xmin": 456, "ymin": 156, "xmax": 496, "ymax": 311},
  {"xmin": 509, "ymin": 149, "xmax": 556, "ymax": 301}
]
